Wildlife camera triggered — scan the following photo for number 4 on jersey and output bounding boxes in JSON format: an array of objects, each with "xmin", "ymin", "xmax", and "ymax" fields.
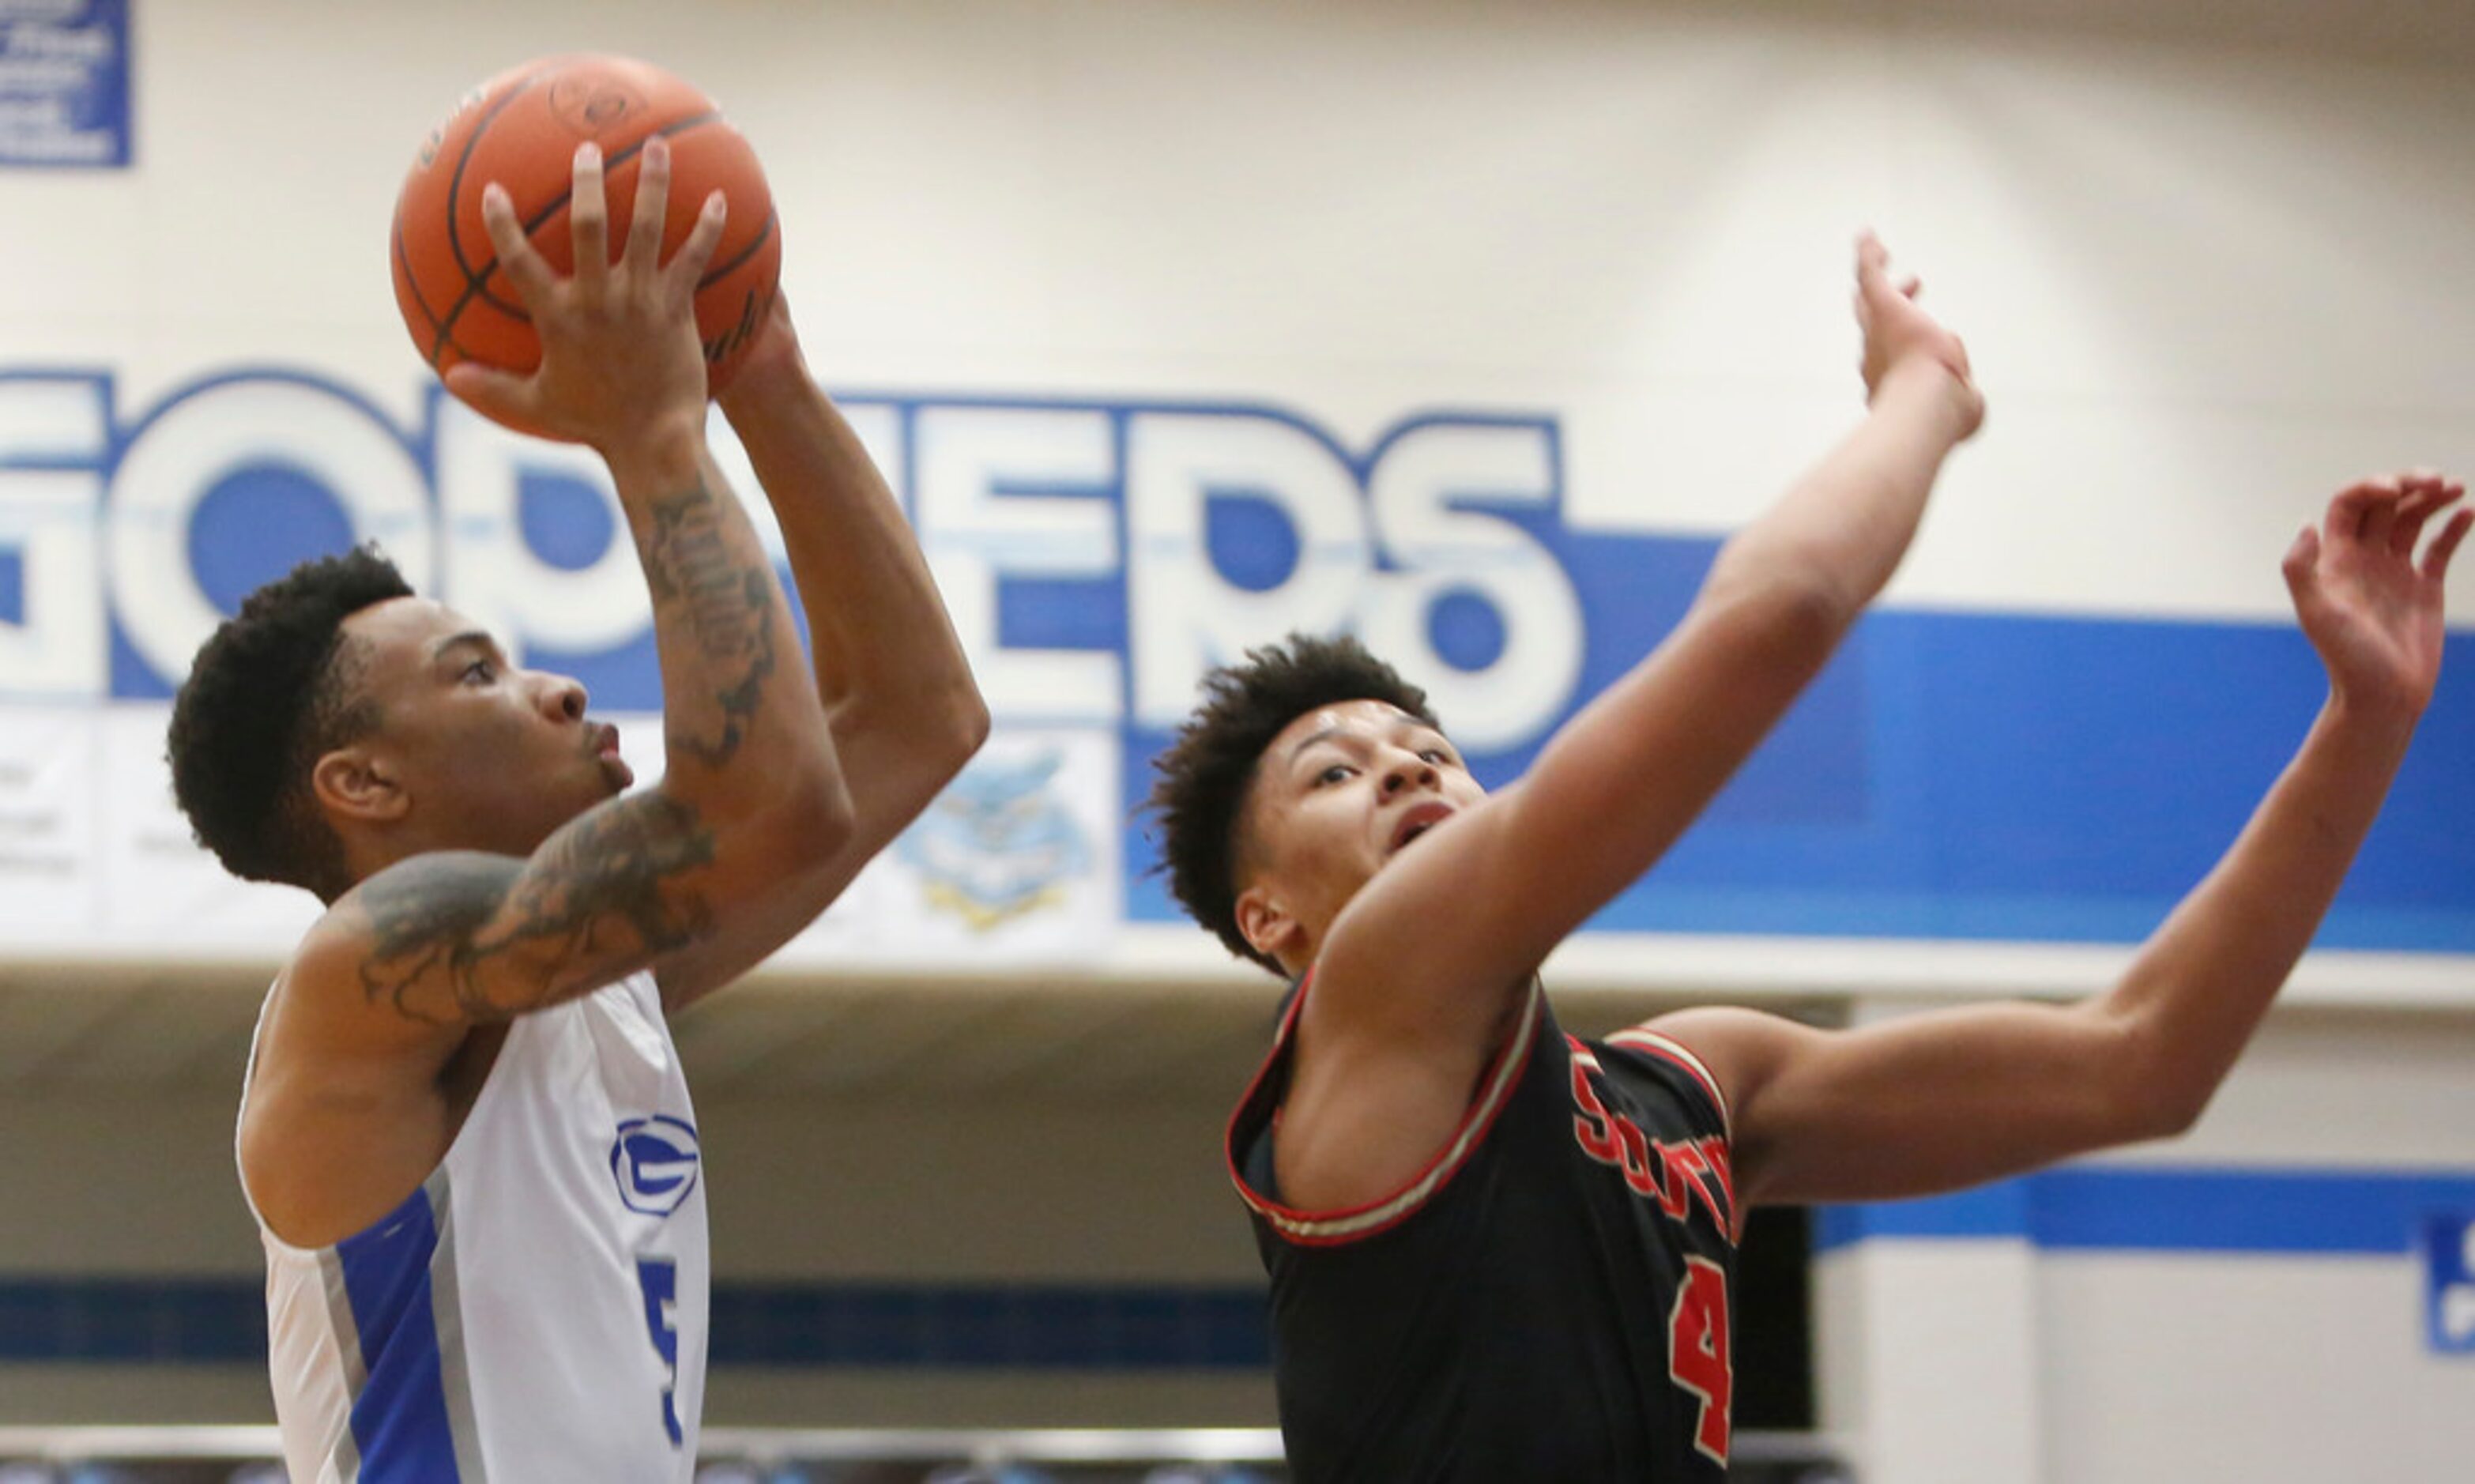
[{"xmin": 1668, "ymin": 1255, "xmax": 1731, "ymax": 1464}]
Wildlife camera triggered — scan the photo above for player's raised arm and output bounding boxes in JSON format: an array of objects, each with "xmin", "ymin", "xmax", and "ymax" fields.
[
  {"xmin": 293, "ymin": 137, "xmax": 852, "ymax": 1040},
  {"xmin": 621, "ymin": 296, "xmax": 992, "ymax": 1009},
  {"xmin": 1268, "ymin": 236, "xmax": 1982, "ymax": 1210},
  {"xmin": 1659, "ymin": 472, "xmax": 2466, "ymax": 1206}
]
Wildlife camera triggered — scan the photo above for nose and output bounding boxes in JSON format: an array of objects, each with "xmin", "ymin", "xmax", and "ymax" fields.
[
  {"xmin": 537, "ymin": 671, "xmax": 587, "ymax": 722},
  {"xmin": 1380, "ymin": 748, "xmax": 1439, "ymax": 797}
]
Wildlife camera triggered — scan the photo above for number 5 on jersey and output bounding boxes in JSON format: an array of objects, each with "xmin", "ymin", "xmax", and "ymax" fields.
[
  {"xmin": 1668, "ymin": 1255, "xmax": 1731, "ymax": 1465},
  {"xmin": 636, "ymin": 1256, "xmax": 684, "ymax": 1446}
]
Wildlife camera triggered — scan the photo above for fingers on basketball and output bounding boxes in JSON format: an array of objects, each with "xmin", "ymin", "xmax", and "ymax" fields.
[
  {"xmin": 568, "ymin": 143, "xmax": 611, "ymax": 286},
  {"xmin": 623, "ymin": 137, "xmax": 672, "ymax": 276},
  {"xmin": 392, "ymin": 55, "xmax": 785, "ymax": 411},
  {"xmin": 478, "ymin": 183, "xmax": 557, "ymax": 306},
  {"xmin": 672, "ymin": 191, "xmax": 729, "ymax": 292},
  {"xmin": 441, "ymin": 359, "xmax": 537, "ymax": 429}
]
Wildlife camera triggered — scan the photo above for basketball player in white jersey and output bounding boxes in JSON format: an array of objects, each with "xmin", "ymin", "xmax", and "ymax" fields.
[{"xmin": 167, "ymin": 137, "xmax": 985, "ymax": 1482}]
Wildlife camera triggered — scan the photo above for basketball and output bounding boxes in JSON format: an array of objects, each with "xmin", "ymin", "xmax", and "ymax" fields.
[{"xmin": 391, "ymin": 54, "xmax": 782, "ymax": 432}]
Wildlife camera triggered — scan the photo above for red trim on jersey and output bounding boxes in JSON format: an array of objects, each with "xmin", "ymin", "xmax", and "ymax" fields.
[
  {"xmin": 1599, "ymin": 1026, "xmax": 1742, "ymax": 1241},
  {"xmin": 1226, "ymin": 974, "xmax": 1544, "ymax": 1249},
  {"xmin": 1602, "ymin": 1026, "xmax": 1732, "ymax": 1139},
  {"xmin": 1691, "ymin": 1136, "xmax": 1740, "ymax": 1237}
]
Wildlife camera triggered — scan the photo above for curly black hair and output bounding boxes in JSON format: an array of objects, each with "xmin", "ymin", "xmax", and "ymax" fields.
[
  {"xmin": 1147, "ymin": 633, "xmax": 1440, "ymax": 974},
  {"xmin": 166, "ymin": 545, "xmax": 414, "ymax": 900}
]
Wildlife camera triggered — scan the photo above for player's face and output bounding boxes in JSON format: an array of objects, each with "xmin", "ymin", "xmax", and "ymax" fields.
[
  {"xmin": 339, "ymin": 597, "xmax": 631, "ymax": 857},
  {"xmin": 1236, "ymin": 699, "xmax": 1487, "ymax": 966}
]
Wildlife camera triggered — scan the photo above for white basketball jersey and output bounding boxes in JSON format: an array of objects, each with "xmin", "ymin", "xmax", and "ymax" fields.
[{"xmin": 240, "ymin": 970, "xmax": 709, "ymax": 1483}]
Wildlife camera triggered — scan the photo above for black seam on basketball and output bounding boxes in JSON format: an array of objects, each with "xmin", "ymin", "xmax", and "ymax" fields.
[
  {"xmin": 431, "ymin": 73, "xmax": 550, "ymax": 363},
  {"xmin": 699, "ymin": 207, "xmax": 775, "ymax": 288},
  {"xmin": 462, "ymin": 109, "xmax": 725, "ymax": 322},
  {"xmin": 443, "ymin": 73, "xmax": 543, "ymax": 281},
  {"xmin": 393, "ymin": 225, "xmax": 449, "ymax": 370},
  {"xmin": 436, "ymin": 111, "xmax": 729, "ymax": 349}
]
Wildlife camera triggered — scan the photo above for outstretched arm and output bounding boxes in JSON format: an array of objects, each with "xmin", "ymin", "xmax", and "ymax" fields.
[
  {"xmin": 1662, "ymin": 472, "xmax": 2469, "ymax": 1207},
  {"xmin": 295, "ymin": 139, "xmax": 853, "ymax": 1043},
  {"xmin": 631, "ymin": 300, "xmax": 992, "ymax": 1010},
  {"xmin": 1277, "ymin": 236, "xmax": 1984, "ymax": 1212}
]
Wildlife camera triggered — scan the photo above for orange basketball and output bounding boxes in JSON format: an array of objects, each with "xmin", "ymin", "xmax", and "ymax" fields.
[{"xmin": 391, "ymin": 55, "xmax": 782, "ymax": 433}]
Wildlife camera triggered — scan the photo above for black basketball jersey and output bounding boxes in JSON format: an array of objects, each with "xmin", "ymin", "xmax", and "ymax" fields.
[{"xmin": 1227, "ymin": 978, "xmax": 1739, "ymax": 1483}]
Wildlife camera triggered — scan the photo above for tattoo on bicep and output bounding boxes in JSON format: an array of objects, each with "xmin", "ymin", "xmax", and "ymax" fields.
[
  {"xmin": 355, "ymin": 793, "xmax": 719, "ymax": 1024},
  {"xmin": 642, "ymin": 484, "xmax": 778, "ymax": 767}
]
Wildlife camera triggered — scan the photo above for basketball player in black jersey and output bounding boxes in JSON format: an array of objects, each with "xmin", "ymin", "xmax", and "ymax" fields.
[{"xmin": 1148, "ymin": 235, "xmax": 2466, "ymax": 1481}]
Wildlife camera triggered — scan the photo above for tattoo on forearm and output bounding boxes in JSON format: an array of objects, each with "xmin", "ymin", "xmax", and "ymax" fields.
[
  {"xmin": 642, "ymin": 483, "xmax": 778, "ymax": 767},
  {"xmin": 355, "ymin": 793, "xmax": 718, "ymax": 1024}
]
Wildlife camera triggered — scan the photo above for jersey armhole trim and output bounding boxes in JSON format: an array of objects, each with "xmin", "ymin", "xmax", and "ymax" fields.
[
  {"xmin": 1602, "ymin": 1026, "xmax": 1732, "ymax": 1141},
  {"xmin": 1226, "ymin": 977, "xmax": 1543, "ymax": 1249},
  {"xmin": 1599, "ymin": 1025, "xmax": 1745, "ymax": 1242}
]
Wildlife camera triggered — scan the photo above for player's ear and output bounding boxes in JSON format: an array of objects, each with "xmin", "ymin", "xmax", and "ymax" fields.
[
  {"xmin": 312, "ymin": 745, "xmax": 409, "ymax": 826},
  {"xmin": 1235, "ymin": 883, "xmax": 1300, "ymax": 969}
]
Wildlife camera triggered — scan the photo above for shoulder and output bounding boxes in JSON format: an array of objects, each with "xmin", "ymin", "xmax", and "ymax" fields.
[
  {"xmin": 1592, "ymin": 1021, "xmax": 1735, "ymax": 1140},
  {"xmin": 1229, "ymin": 978, "xmax": 1564, "ymax": 1249},
  {"xmin": 279, "ymin": 900, "xmax": 382, "ymax": 1030},
  {"xmin": 276, "ymin": 876, "xmax": 483, "ymax": 1062},
  {"xmin": 1632, "ymin": 1005, "xmax": 1815, "ymax": 1133}
]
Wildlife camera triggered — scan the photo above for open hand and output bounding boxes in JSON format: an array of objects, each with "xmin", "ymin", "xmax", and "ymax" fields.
[
  {"xmin": 446, "ymin": 136, "xmax": 729, "ymax": 456},
  {"xmin": 2285, "ymin": 471, "xmax": 2468, "ymax": 714},
  {"xmin": 1855, "ymin": 232, "xmax": 1983, "ymax": 440}
]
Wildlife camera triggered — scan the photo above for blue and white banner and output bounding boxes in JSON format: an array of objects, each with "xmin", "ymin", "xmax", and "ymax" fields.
[
  {"xmin": 0, "ymin": 0, "xmax": 130, "ymax": 168},
  {"xmin": 0, "ymin": 364, "xmax": 2470, "ymax": 965},
  {"xmin": 2426, "ymin": 1213, "xmax": 2475, "ymax": 1356}
]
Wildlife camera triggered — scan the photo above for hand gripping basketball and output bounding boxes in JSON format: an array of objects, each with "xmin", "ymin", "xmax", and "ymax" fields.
[
  {"xmin": 391, "ymin": 54, "xmax": 785, "ymax": 432},
  {"xmin": 446, "ymin": 135, "xmax": 729, "ymax": 455}
]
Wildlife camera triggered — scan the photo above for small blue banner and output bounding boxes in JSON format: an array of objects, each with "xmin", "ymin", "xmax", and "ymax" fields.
[
  {"xmin": 2422, "ymin": 1213, "xmax": 2475, "ymax": 1355},
  {"xmin": 0, "ymin": 0, "xmax": 130, "ymax": 168}
]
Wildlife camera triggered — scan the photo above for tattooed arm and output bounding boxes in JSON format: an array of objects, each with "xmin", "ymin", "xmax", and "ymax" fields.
[
  {"xmin": 338, "ymin": 800, "xmax": 714, "ymax": 1029},
  {"xmin": 294, "ymin": 137, "xmax": 853, "ymax": 1039},
  {"xmin": 627, "ymin": 298, "xmax": 992, "ymax": 1011}
]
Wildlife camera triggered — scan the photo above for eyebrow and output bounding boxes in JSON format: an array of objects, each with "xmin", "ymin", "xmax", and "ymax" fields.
[
  {"xmin": 1286, "ymin": 723, "xmax": 1350, "ymax": 762},
  {"xmin": 428, "ymin": 630, "xmax": 499, "ymax": 664},
  {"xmin": 1285, "ymin": 712, "xmax": 1443, "ymax": 764}
]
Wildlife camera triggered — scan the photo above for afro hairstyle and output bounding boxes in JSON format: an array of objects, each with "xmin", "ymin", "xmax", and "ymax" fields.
[{"xmin": 1146, "ymin": 632, "xmax": 1439, "ymax": 974}]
